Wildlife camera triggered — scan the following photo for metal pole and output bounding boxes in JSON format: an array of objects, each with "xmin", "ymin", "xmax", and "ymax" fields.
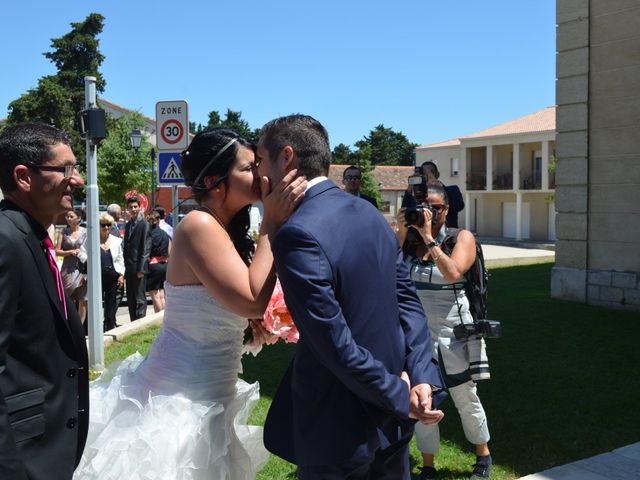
[
  {"xmin": 84, "ymin": 76, "xmax": 104, "ymax": 371},
  {"xmin": 172, "ymin": 185, "xmax": 179, "ymax": 224},
  {"xmin": 151, "ymin": 148, "xmax": 156, "ymax": 209}
]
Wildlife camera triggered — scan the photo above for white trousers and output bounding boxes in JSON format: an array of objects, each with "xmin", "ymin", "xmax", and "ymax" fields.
[{"xmin": 415, "ymin": 380, "xmax": 490, "ymax": 453}]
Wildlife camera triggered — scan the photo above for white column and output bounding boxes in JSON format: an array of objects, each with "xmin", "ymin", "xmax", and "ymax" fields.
[
  {"xmin": 461, "ymin": 146, "xmax": 468, "ymax": 191},
  {"xmin": 541, "ymin": 140, "xmax": 550, "ymax": 190},
  {"xmin": 464, "ymin": 192, "xmax": 471, "ymax": 230},
  {"xmin": 486, "ymin": 145, "xmax": 493, "ymax": 191},
  {"xmin": 516, "ymin": 192, "xmax": 523, "ymax": 241},
  {"xmin": 512, "ymin": 143, "xmax": 520, "ymax": 191}
]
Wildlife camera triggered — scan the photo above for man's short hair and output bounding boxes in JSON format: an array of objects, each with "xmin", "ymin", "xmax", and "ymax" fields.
[
  {"xmin": 343, "ymin": 165, "xmax": 361, "ymax": 179},
  {"xmin": 106, "ymin": 203, "xmax": 121, "ymax": 217},
  {"xmin": 154, "ymin": 206, "xmax": 166, "ymax": 219},
  {"xmin": 126, "ymin": 196, "xmax": 140, "ymax": 206},
  {"xmin": 0, "ymin": 123, "xmax": 72, "ymax": 193},
  {"xmin": 260, "ymin": 114, "xmax": 331, "ymax": 179},
  {"xmin": 421, "ymin": 161, "xmax": 440, "ymax": 179}
]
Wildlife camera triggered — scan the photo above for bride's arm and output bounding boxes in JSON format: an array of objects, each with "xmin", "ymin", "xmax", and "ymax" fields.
[{"xmin": 180, "ymin": 171, "xmax": 306, "ymax": 318}]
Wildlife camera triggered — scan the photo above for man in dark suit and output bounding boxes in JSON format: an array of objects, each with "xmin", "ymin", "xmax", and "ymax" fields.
[
  {"xmin": 343, "ymin": 164, "xmax": 379, "ymax": 208},
  {"xmin": 123, "ymin": 196, "xmax": 151, "ymax": 321},
  {"xmin": 0, "ymin": 123, "xmax": 89, "ymax": 479},
  {"xmin": 258, "ymin": 115, "xmax": 445, "ymax": 479}
]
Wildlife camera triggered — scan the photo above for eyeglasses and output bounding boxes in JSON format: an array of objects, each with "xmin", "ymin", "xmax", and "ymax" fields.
[
  {"xmin": 428, "ymin": 204, "xmax": 447, "ymax": 212},
  {"xmin": 27, "ymin": 164, "xmax": 78, "ymax": 178},
  {"xmin": 100, "ymin": 223, "xmax": 112, "ymax": 228},
  {"xmin": 344, "ymin": 175, "xmax": 361, "ymax": 181}
]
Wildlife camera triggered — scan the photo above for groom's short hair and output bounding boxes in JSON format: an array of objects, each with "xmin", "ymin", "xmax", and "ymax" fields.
[{"xmin": 260, "ymin": 114, "xmax": 331, "ymax": 179}]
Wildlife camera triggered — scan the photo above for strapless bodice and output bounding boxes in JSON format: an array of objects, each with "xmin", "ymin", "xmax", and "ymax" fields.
[{"xmin": 131, "ymin": 282, "xmax": 249, "ymax": 402}]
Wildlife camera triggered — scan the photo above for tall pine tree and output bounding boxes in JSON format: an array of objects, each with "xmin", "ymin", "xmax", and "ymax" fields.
[{"xmin": 7, "ymin": 13, "xmax": 106, "ymax": 169}]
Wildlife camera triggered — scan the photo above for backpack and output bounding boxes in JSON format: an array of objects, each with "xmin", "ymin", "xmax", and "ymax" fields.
[{"xmin": 440, "ymin": 228, "xmax": 489, "ymax": 321}]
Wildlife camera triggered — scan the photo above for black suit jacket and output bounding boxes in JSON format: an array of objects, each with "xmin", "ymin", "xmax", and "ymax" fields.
[
  {"xmin": 0, "ymin": 200, "xmax": 89, "ymax": 480},
  {"xmin": 359, "ymin": 192, "xmax": 378, "ymax": 209},
  {"xmin": 123, "ymin": 215, "xmax": 151, "ymax": 275}
]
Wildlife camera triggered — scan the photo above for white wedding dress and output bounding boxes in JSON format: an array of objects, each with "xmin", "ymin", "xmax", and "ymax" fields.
[{"xmin": 74, "ymin": 283, "xmax": 269, "ymax": 480}]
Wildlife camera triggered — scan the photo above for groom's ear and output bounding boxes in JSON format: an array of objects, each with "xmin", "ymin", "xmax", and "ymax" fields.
[{"xmin": 281, "ymin": 145, "xmax": 297, "ymax": 171}]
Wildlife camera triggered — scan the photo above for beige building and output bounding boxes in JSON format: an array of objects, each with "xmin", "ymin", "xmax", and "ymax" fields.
[
  {"xmin": 416, "ymin": 107, "xmax": 557, "ymax": 241},
  {"xmin": 552, "ymin": 0, "xmax": 640, "ymax": 311}
]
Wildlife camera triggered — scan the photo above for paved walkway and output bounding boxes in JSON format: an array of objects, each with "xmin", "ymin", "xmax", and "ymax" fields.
[{"xmin": 519, "ymin": 443, "xmax": 640, "ymax": 480}]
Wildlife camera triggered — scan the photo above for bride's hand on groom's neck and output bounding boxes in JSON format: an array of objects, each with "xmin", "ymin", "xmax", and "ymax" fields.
[{"xmin": 260, "ymin": 169, "xmax": 307, "ymax": 235}]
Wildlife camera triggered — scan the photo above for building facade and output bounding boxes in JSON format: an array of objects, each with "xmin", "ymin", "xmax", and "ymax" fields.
[
  {"xmin": 551, "ymin": 0, "xmax": 640, "ymax": 311},
  {"xmin": 416, "ymin": 107, "xmax": 557, "ymax": 241}
]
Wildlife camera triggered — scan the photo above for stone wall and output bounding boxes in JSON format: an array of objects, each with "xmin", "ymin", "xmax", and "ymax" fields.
[{"xmin": 552, "ymin": 0, "xmax": 640, "ymax": 311}]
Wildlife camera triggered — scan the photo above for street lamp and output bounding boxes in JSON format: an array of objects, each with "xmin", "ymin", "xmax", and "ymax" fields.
[
  {"xmin": 130, "ymin": 128, "xmax": 142, "ymax": 151},
  {"xmin": 129, "ymin": 128, "xmax": 156, "ymax": 209}
]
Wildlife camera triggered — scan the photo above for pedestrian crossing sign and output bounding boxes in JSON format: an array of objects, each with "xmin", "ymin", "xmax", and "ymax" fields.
[{"xmin": 158, "ymin": 152, "xmax": 184, "ymax": 184}]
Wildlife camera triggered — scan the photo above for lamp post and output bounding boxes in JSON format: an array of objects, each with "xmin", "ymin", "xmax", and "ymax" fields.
[{"xmin": 130, "ymin": 129, "xmax": 155, "ymax": 209}]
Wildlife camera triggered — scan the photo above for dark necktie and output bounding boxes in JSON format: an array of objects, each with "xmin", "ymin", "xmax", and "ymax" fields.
[{"xmin": 41, "ymin": 236, "xmax": 68, "ymax": 319}]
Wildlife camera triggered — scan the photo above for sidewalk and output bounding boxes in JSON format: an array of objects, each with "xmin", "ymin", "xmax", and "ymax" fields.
[
  {"xmin": 481, "ymin": 243, "xmax": 554, "ymax": 268},
  {"xmin": 101, "ymin": 305, "xmax": 163, "ymax": 347},
  {"xmin": 519, "ymin": 443, "xmax": 640, "ymax": 480}
]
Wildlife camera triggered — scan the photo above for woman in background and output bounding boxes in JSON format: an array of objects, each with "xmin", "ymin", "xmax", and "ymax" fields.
[
  {"xmin": 397, "ymin": 181, "xmax": 492, "ymax": 480},
  {"xmin": 98, "ymin": 212, "xmax": 125, "ymax": 331},
  {"xmin": 146, "ymin": 210, "xmax": 171, "ymax": 312},
  {"xmin": 56, "ymin": 208, "xmax": 88, "ymax": 324}
]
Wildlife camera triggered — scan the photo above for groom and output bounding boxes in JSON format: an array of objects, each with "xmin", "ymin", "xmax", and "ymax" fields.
[{"xmin": 258, "ymin": 114, "xmax": 446, "ymax": 479}]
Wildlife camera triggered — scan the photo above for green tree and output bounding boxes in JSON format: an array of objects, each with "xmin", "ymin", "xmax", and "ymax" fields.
[
  {"xmin": 354, "ymin": 124, "xmax": 416, "ymax": 166},
  {"xmin": 7, "ymin": 13, "xmax": 106, "ymax": 169},
  {"xmin": 332, "ymin": 143, "xmax": 354, "ymax": 165},
  {"xmin": 196, "ymin": 109, "xmax": 259, "ymax": 142},
  {"xmin": 97, "ymin": 113, "xmax": 153, "ymax": 205}
]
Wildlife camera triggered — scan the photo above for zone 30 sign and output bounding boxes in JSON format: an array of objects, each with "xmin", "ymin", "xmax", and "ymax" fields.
[{"xmin": 156, "ymin": 100, "xmax": 189, "ymax": 151}]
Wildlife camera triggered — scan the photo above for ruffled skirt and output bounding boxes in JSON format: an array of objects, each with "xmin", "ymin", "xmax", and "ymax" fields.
[{"xmin": 74, "ymin": 353, "xmax": 268, "ymax": 480}]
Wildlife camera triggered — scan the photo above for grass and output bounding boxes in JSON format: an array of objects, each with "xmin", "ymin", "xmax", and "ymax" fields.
[{"xmin": 99, "ymin": 262, "xmax": 640, "ymax": 479}]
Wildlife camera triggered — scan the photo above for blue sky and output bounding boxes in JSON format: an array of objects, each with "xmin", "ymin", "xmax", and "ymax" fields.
[{"xmin": 1, "ymin": 1, "xmax": 556, "ymax": 148}]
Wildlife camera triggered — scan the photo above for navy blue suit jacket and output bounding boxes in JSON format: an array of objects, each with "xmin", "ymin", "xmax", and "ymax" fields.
[{"xmin": 265, "ymin": 180, "xmax": 445, "ymax": 466}]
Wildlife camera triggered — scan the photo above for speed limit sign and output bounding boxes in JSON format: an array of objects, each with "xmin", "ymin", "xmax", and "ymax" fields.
[{"xmin": 156, "ymin": 100, "xmax": 189, "ymax": 150}]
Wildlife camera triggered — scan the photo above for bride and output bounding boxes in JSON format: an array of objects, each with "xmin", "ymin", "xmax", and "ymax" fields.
[{"xmin": 74, "ymin": 129, "xmax": 306, "ymax": 479}]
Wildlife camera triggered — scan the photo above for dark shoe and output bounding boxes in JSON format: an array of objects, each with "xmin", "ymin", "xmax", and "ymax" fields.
[
  {"xmin": 412, "ymin": 465, "xmax": 437, "ymax": 480},
  {"xmin": 469, "ymin": 455, "xmax": 492, "ymax": 479}
]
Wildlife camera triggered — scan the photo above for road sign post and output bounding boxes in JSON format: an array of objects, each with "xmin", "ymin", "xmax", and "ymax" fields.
[
  {"xmin": 156, "ymin": 100, "xmax": 189, "ymax": 223},
  {"xmin": 156, "ymin": 100, "xmax": 189, "ymax": 151}
]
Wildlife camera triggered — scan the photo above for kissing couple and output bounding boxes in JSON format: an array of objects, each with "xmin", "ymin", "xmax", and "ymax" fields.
[{"xmin": 74, "ymin": 114, "xmax": 446, "ymax": 480}]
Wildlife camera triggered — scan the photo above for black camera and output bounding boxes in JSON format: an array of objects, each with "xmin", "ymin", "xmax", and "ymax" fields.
[
  {"xmin": 405, "ymin": 167, "xmax": 438, "ymax": 227},
  {"xmin": 453, "ymin": 320, "xmax": 502, "ymax": 340}
]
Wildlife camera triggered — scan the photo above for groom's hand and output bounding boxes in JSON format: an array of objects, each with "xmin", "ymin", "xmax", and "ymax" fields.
[{"xmin": 410, "ymin": 384, "xmax": 444, "ymax": 425}]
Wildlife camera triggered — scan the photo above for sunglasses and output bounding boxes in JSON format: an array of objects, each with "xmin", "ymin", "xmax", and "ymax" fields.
[
  {"xmin": 344, "ymin": 175, "xmax": 361, "ymax": 181},
  {"xmin": 27, "ymin": 164, "xmax": 78, "ymax": 178},
  {"xmin": 100, "ymin": 223, "xmax": 112, "ymax": 228},
  {"xmin": 428, "ymin": 204, "xmax": 447, "ymax": 212}
]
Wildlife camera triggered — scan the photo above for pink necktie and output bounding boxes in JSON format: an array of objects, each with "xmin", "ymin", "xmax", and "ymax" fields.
[{"xmin": 42, "ymin": 236, "xmax": 68, "ymax": 319}]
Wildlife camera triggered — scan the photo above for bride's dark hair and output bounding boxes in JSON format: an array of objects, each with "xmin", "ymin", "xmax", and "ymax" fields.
[{"xmin": 181, "ymin": 128, "xmax": 255, "ymax": 265}]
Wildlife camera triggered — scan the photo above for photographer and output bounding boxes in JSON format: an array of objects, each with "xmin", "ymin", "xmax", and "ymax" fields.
[{"xmin": 397, "ymin": 180, "xmax": 492, "ymax": 480}]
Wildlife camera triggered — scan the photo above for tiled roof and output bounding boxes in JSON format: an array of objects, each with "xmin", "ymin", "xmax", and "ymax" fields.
[
  {"xmin": 98, "ymin": 98, "xmax": 156, "ymax": 125},
  {"xmin": 463, "ymin": 106, "xmax": 556, "ymax": 139},
  {"xmin": 329, "ymin": 164, "xmax": 413, "ymax": 191},
  {"xmin": 417, "ymin": 106, "xmax": 556, "ymax": 148},
  {"xmin": 416, "ymin": 138, "xmax": 460, "ymax": 149}
]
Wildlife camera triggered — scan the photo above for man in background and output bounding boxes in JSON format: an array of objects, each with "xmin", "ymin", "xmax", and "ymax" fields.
[
  {"xmin": 154, "ymin": 206, "xmax": 173, "ymax": 240},
  {"xmin": 123, "ymin": 196, "xmax": 151, "ymax": 321},
  {"xmin": 342, "ymin": 165, "xmax": 378, "ymax": 208},
  {"xmin": 106, "ymin": 203, "xmax": 123, "ymax": 238}
]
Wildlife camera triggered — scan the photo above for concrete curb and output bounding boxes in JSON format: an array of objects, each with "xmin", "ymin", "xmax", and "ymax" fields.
[{"xmin": 102, "ymin": 310, "xmax": 164, "ymax": 347}]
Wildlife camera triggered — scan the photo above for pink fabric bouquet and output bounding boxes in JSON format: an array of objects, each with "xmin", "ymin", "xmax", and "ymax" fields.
[{"xmin": 243, "ymin": 279, "xmax": 299, "ymax": 356}]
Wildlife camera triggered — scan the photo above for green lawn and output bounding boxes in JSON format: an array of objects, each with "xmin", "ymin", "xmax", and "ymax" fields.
[{"xmin": 100, "ymin": 263, "xmax": 640, "ymax": 479}]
